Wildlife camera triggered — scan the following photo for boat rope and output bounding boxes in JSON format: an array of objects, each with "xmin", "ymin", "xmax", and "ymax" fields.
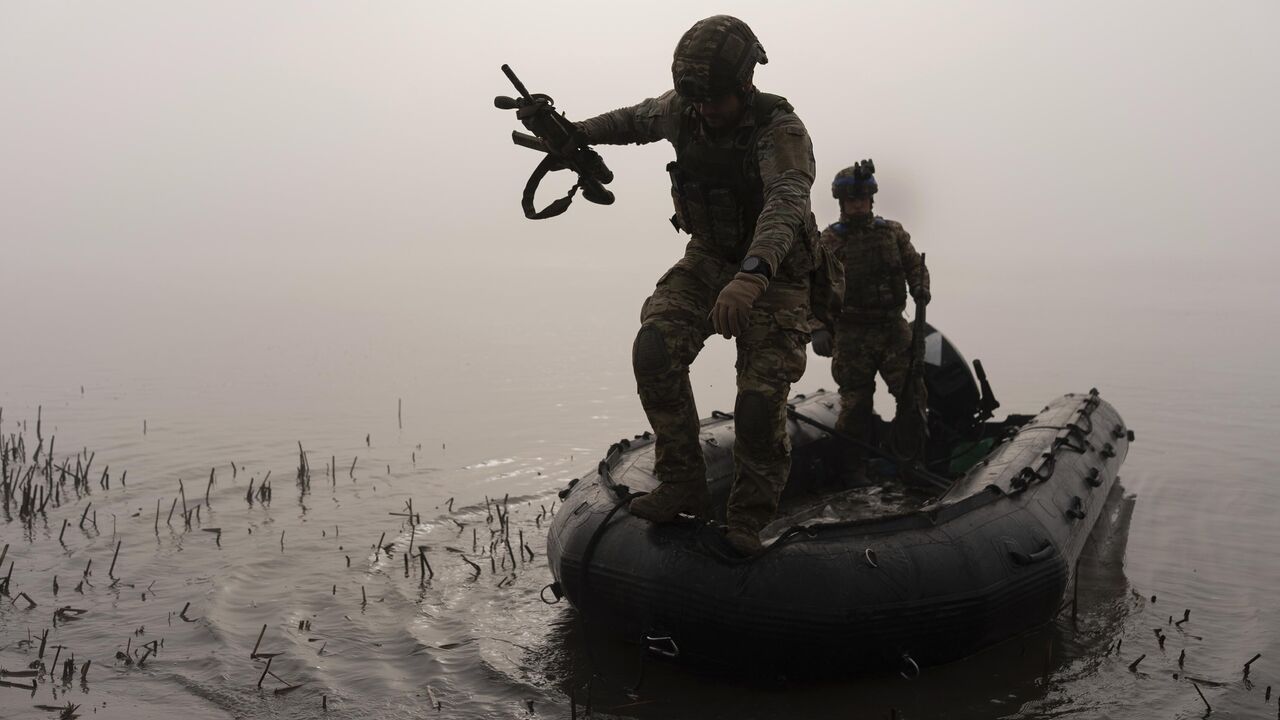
[
  {"xmin": 571, "ymin": 486, "xmax": 644, "ymax": 696},
  {"xmin": 1053, "ymin": 433, "xmax": 1091, "ymax": 455},
  {"xmin": 1011, "ymin": 453, "xmax": 1057, "ymax": 491},
  {"xmin": 579, "ymin": 490, "xmax": 641, "ymax": 606}
]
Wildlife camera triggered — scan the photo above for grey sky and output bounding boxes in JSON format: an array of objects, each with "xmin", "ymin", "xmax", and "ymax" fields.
[{"xmin": 2, "ymin": 2, "xmax": 1277, "ymax": 392}]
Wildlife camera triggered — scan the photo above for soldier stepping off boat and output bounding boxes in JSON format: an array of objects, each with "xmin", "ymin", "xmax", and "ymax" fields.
[{"xmin": 506, "ymin": 16, "xmax": 825, "ymax": 556}]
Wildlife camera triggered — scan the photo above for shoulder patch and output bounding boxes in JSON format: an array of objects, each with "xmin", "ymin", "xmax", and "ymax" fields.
[{"xmin": 873, "ymin": 217, "xmax": 888, "ymax": 228}]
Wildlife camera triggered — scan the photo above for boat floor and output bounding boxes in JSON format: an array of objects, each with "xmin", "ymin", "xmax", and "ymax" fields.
[{"xmin": 760, "ymin": 463, "xmax": 938, "ymax": 540}]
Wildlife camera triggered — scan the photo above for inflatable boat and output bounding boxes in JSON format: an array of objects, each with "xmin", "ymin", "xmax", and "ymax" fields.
[{"xmin": 544, "ymin": 327, "xmax": 1132, "ymax": 673}]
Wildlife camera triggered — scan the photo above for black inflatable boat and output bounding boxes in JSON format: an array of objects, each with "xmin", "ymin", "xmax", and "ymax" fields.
[{"xmin": 544, "ymin": 327, "xmax": 1132, "ymax": 673}]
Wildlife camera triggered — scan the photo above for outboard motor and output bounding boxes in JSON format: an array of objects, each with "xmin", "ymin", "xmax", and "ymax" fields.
[{"xmin": 921, "ymin": 323, "xmax": 999, "ymax": 436}]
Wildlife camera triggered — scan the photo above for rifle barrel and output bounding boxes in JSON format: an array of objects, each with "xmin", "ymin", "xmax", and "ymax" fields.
[{"xmin": 500, "ymin": 64, "xmax": 533, "ymax": 101}]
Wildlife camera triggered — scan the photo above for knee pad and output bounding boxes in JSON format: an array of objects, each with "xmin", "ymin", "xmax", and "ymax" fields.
[
  {"xmin": 633, "ymin": 325, "xmax": 671, "ymax": 377},
  {"xmin": 734, "ymin": 390, "xmax": 772, "ymax": 445}
]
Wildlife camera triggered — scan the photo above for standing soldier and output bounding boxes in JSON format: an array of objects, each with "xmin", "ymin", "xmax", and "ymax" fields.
[
  {"xmin": 565, "ymin": 15, "xmax": 820, "ymax": 556},
  {"xmin": 812, "ymin": 160, "xmax": 930, "ymax": 484}
]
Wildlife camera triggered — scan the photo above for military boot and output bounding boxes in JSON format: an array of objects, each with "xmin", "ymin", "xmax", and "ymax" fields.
[
  {"xmin": 629, "ymin": 480, "xmax": 710, "ymax": 524},
  {"xmin": 724, "ymin": 526, "xmax": 764, "ymax": 557}
]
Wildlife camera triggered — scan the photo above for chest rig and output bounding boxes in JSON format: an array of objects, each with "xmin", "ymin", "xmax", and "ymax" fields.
[
  {"xmin": 831, "ymin": 218, "xmax": 907, "ymax": 314},
  {"xmin": 666, "ymin": 93, "xmax": 791, "ymax": 261}
]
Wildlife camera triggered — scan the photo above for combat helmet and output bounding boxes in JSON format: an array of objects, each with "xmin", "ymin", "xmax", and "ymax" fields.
[
  {"xmin": 672, "ymin": 15, "xmax": 768, "ymax": 100},
  {"xmin": 832, "ymin": 159, "xmax": 878, "ymax": 198}
]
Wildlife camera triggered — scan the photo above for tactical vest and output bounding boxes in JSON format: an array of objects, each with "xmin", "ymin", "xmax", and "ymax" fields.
[
  {"xmin": 830, "ymin": 218, "xmax": 908, "ymax": 319},
  {"xmin": 666, "ymin": 93, "xmax": 791, "ymax": 261}
]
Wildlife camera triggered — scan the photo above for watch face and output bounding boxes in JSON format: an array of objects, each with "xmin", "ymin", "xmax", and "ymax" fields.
[{"xmin": 743, "ymin": 257, "xmax": 761, "ymax": 273}]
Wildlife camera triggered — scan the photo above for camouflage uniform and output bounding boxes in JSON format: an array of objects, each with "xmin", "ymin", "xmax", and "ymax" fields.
[
  {"xmin": 576, "ymin": 88, "xmax": 818, "ymax": 537},
  {"xmin": 818, "ymin": 215, "xmax": 929, "ymax": 459}
]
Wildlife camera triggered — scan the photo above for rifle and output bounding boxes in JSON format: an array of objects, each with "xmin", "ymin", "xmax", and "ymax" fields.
[
  {"xmin": 889, "ymin": 254, "xmax": 930, "ymax": 464},
  {"xmin": 494, "ymin": 64, "xmax": 615, "ymax": 220}
]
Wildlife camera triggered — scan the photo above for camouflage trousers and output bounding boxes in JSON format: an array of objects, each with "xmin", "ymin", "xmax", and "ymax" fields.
[
  {"xmin": 830, "ymin": 317, "xmax": 927, "ymax": 459},
  {"xmin": 632, "ymin": 254, "xmax": 810, "ymax": 534}
]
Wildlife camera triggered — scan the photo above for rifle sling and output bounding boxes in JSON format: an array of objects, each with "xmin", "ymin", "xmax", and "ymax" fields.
[{"xmin": 522, "ymin": 153, "xmax": 578, "ymax": 220}]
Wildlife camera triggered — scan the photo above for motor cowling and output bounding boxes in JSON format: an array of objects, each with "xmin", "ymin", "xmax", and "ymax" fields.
[{"xmin": 921, "ymin": 323, "xmax": 983, "ymax": 431}]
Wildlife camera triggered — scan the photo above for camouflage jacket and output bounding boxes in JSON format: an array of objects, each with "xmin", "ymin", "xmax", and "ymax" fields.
[
  {"xmin": 818, "ymin": 215, "xmax": 929, "ymax": 324},
  {"xmin": 575, "ymin": 89, "xmax": 817, "ymax": 287}
]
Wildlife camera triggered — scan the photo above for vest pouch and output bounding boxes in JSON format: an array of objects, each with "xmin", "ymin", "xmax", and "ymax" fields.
[
  {"xmin": 669, "ymin": 188, "xmax": 689, "ymax": 233},
  {"xmin": 667, "ymin": 161, "xmax": 689, "ymax": 233},
  {"xmin": 673, "ymin": 181, "xmax": 712, "ymax": 237},
  {"xmin": 881, "ymin": 241, "xmax": 907, "ymax": 308},
  {"xmin": 705, "ymin": 187, "xmax": 745, "ymax": 251},
  {"xmin": 809, "ymin": 240, "xmax": 845, "ymax": 329}
]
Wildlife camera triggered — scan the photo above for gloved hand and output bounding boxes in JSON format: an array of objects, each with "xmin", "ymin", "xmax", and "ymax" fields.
[
  {"xmin": 710, "ymin": 272, "xmax": 768, "ymax": 338},
  {"xmin": 911, "ymin": 286, "xmax": 931, "ymax": 305},
  {"xmin": 811, "ymin": 327, "xmax": 834, "ymax": 357}
]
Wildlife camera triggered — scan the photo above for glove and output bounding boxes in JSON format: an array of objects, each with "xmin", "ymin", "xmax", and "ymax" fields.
[
  {"xmin": 710, "ymin": 272, "xmax": 768, "ymax": 339},
  {"xmin": 811, "ymin": 327, "xmax": 834, "ymax": 357},
  {"xmin": 911, "ymin": 286, "xmax": 931, "ymax": 305}
]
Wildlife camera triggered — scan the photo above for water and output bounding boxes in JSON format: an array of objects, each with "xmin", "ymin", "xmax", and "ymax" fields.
[
  {"xmin": 2, "ymin": 265, "xmax": 1278, "ymax": 720},
  {"xmin": 3, "ymin": 4, "xmax": 1279, "ymax": 716}
]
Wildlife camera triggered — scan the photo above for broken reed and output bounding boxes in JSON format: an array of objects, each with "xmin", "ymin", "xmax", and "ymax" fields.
[
  {"xmin": 246, "ymin": 471, "xmax": 273, "ymax": 505},
  {"xmin": 0, "ymin": 409, "xmax": 118, "ymax": 523},
  {"xmin": 296, "ymin": 442, "xmax": 311, "ymax": 492},
  {"xmin": 2, "ymin": 411, "xmax": 554, "ymax": 691}
]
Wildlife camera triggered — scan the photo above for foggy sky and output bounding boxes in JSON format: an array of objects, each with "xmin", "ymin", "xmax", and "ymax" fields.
[{"xmin": 2, "ymin": 1, "xmax": 1277, "ymax": 408}]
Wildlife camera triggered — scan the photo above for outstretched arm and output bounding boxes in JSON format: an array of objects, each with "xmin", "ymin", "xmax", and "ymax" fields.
[{"xmin": 574, "ymin": 91, "xmax": 681, "ymax": 146}]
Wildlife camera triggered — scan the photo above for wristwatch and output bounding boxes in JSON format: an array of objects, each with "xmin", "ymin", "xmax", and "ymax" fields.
[{"xmin": 740, "ymin": 255, "xmax": 772, "ymax": 280}]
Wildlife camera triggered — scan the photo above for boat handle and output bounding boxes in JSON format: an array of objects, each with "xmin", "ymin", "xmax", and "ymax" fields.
[
  {"xmin": 646, "ymin": 635, "xmax": 680, "ymax": 658},
  {"xmin": 1009, "ymin": 540, "xmax": 1056, "ymax": 566},
  {"xmin": 1084, "ymin": 468, "xmax": 1103, "ymax": 488},
  {"xmin": 899, "ymin": 653, "xmax": 920, "ymax": 680},
  {"xmin": 1066, "ymin": 496, "xmax": 1087, "ymax": 520},
  {"xmin": 540, "ymin": 582, "xmax": 563, "ymax": 605}
]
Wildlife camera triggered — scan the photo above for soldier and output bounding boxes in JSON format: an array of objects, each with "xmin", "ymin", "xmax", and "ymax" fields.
[
  {"xmin": 568, "ymin": 15, "xmax": 820, "ymax": 556},
  {"xmin": 812, "ymin": 160, "xmax": 930, "ymax": 484}
]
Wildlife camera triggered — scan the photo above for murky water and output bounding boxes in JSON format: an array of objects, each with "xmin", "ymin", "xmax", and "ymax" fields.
[
  {"xmin": 4, "ymin": 2, "xmax": 1279, "ymax": 716},
  {"xmin": 2, "ymin": 265, "xmax": 1278, "ymax": 720}
]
